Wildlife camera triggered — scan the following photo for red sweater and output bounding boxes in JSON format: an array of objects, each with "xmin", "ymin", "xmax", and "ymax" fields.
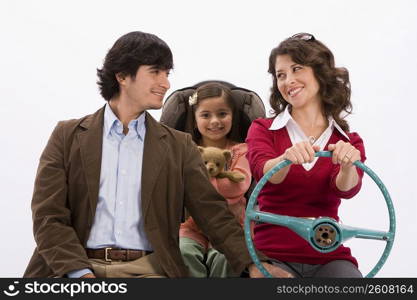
[{"xmin": 246, "ymin": 118, "xmax": 366, "ymax": 266}]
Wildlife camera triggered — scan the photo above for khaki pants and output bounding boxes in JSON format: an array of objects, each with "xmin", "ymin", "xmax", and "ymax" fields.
[{"xmin": 89, "ymin": 253, "xmax": 167, "ymax": 278}]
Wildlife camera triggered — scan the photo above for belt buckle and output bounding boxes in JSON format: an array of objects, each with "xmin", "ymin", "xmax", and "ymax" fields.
[{"xmin": 105, "ymin": 247, "xmax": 112, "ymax": 262}]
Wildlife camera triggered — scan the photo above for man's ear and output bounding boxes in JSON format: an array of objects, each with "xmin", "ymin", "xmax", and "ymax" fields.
[
  {"xmin": 115, "ymin": 72, "xmax": 127, "ymax": 85},
  {"xmin": 222, "ymin": 150, "xmax": 232, "ymax": 163}
]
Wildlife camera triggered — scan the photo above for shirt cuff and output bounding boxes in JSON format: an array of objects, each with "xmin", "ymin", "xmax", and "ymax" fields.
[{"xmin": 67, "ymin": 268, "xmax": 93, "ymax": 278}]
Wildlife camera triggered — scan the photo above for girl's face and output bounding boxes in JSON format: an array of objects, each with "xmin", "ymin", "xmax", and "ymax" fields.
[
  {"xmin": 194, "ymin": 96, "xmax": 233, "ymax": 145},
  {"xmin": 275, "ymin": 54, "xmax": 321, "ymax": 110}
]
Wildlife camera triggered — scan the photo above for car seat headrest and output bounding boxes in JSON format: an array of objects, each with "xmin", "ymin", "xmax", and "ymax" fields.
[{"xmin": 160, "ymin": 80, "xmax": 266, "ymax": 136}]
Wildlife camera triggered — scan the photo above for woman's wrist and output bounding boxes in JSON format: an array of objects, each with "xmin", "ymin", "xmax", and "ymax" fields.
[
  {"xmin": 336, "ymin": 165, "xmax": 359, "ymax": 191},
  {"xmin": 264, "ymin": 155, "xmax": 290, "ymax": 184}
]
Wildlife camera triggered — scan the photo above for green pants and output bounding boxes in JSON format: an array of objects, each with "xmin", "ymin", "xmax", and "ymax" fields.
[{"xmin": 179, "ymin": 237, "xmax": 238, "ymax": 278}]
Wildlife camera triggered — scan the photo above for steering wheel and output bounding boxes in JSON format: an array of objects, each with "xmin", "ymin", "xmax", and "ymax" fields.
[{"xmin": 244, "ymin": 151, "xmax": 395, "ymax": 278}]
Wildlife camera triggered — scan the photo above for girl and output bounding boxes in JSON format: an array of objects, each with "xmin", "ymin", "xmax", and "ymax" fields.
[
  {"xmin": 246, "ymin": 33, "xmax": 366, "ymax": 278},
  {"xmin": 179, "ymin": 82, "xmax": 252, "ymax": 277}
]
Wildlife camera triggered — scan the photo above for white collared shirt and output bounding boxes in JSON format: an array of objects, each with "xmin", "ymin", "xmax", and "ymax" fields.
[{"xmin": 269, "ymin": 106, "xmax": 350, "ymax": 171}]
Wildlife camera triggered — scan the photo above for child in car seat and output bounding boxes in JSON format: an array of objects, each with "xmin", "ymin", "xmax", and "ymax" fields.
[{"xmin": 178, "ymin": 82, "xmax": 251, "ymax": 277}]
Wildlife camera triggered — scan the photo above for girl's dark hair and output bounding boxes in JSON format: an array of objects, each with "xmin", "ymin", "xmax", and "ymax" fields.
[
  {"xmin": 97, "ymin": 31, "xmax": 173, "ymax": 101},
  {"xmin": 184, "ymin": 82, "xmax": 242, "ymax": 144},
  {"xmin": 268, "ymin": 33, "xmax": 352, "ymax": 131}
]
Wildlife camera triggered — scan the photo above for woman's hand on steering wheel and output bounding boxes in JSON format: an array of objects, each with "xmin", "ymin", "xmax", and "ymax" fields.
[
  {"xmin": 328, "ymin": 141, "xmax": 361, "ymax": 168},
  {"xmin": 282, "ymin": 141, "xmax": 320, "ymax": 165}
]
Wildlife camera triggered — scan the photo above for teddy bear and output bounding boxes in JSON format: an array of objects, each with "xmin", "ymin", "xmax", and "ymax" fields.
[{"xmin": 198, "ymin": 146, "xmax": 245, "ymax": 183}]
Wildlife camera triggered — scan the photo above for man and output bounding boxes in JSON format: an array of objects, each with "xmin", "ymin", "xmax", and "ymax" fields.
[{"xmin": 24, "ymin": 31, "xmax": 291, "ymax": 278}]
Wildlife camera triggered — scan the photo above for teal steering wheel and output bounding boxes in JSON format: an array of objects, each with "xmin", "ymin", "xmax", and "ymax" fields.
[{"xmin": 244, "ymin": 151, "xmax": 395, "ymax": 278}]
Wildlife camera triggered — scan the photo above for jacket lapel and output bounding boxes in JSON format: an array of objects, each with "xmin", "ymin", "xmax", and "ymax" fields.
[
  {"xmin": 77, "ymin": 106, "xmax": 105, "ymax": 217},
  {"xmin": 141, "ymin": 112, "xmax": 168, "ymax": 217}
]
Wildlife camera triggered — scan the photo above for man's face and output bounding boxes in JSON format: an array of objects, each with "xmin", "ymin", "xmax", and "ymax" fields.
[{"xmin": 121, "ymin": 65, "xmax": 171, "ymax": 111}]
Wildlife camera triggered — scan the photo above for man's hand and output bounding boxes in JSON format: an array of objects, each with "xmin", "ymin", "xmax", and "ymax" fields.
[
  {"xmin": 248, "ymin": 262, "xmax": 293, "ymax": 278},
  {"xmin": 81, "ymin": 273, "xmax": 96, "ymax": 278}
]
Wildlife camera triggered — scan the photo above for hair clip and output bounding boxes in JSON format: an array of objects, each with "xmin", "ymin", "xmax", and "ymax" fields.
[
  {"xmin": 188, "ymin": 92, "xmax": 198, "ymax": 106},
  {"xmin": 291, "ymin": 32, "xmax": 315, "ymax": 41}
]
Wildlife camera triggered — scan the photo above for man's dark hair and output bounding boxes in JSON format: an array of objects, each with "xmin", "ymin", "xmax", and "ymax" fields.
[{"xmin": 97, "ymin": 31, "xmax": 173, "ymax": 101}]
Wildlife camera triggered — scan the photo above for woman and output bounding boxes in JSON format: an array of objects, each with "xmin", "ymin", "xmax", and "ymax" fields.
[{"xmin": 246, "ymin": 33, "xmax": 366, "ymax": 277}]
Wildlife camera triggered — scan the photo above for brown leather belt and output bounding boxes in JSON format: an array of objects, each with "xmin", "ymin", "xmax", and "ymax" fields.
[{"xmin": 86, "ymin": 248, "xmax": 152, "ymax": 262}]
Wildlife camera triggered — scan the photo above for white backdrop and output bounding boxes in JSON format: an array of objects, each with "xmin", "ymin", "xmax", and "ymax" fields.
[{"xmin": 1, "ymin": 0, "xmax": 416, "ymax": 277}]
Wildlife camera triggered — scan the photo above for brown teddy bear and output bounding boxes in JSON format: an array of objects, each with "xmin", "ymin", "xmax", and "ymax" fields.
[{"xmin": 198, "ymin": 146, "xmax": 245, "ymax": 183}]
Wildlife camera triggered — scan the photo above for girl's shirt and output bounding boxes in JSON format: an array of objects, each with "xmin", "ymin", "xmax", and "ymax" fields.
[{"xmin": 179, "ymin": 143, "xmax": 251, "ymax": 248}]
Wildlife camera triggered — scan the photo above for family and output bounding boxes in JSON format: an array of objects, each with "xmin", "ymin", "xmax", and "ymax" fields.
[{"xmin": 24, "ymin": 31, "xmax": 365, "ymax": 278}]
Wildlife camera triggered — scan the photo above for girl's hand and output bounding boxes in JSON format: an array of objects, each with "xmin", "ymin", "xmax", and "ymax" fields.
[
  {"xmin": 282, "ymin": 141, "xmax": 321, "ymax": 164},
  {"xmin": 328, "ymin": 141, "xmax": 361, "ymax": 168}
]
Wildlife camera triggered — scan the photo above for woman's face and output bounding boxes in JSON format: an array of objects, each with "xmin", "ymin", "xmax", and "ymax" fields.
[
  {"xmin": 194, "ymin": 96, "xmax": 233, "ymax": 144},
  {"xmin": 275, "ymin": 54, "xmax": 321, "ymax": 109}
]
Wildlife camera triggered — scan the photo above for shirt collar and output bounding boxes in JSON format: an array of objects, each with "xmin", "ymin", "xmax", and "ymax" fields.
[
  {"xmin": 104, "ymin": 103, "xmax": 146, "ymax": 140},
  {"xmin": 269, "ymin": 105, "xmax": 350, "ymax": 140},
  {"xmin": 328, "ymin": 116, "xmax": 350, "ymax": 140},
  {"xmin": 134, "ymin": 112, "xmax": 146, "ymax": 140},
  {"xmin": 269, "ymin": 105, "xmax": 293, "ymax": 130},
  {"xmin": 104, "ymin": 103, "xmax": 119, "ymax": 137}
]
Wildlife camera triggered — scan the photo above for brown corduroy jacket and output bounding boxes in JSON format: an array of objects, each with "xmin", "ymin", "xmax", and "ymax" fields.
[{"xmin": 24, "ymin": 106, "xmax": 257, "ymax": 278}]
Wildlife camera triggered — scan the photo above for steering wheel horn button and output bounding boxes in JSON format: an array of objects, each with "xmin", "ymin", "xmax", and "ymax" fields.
[{"xmin": 314, "ymin": 223, "xmax": 338, "ymax": 248}]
